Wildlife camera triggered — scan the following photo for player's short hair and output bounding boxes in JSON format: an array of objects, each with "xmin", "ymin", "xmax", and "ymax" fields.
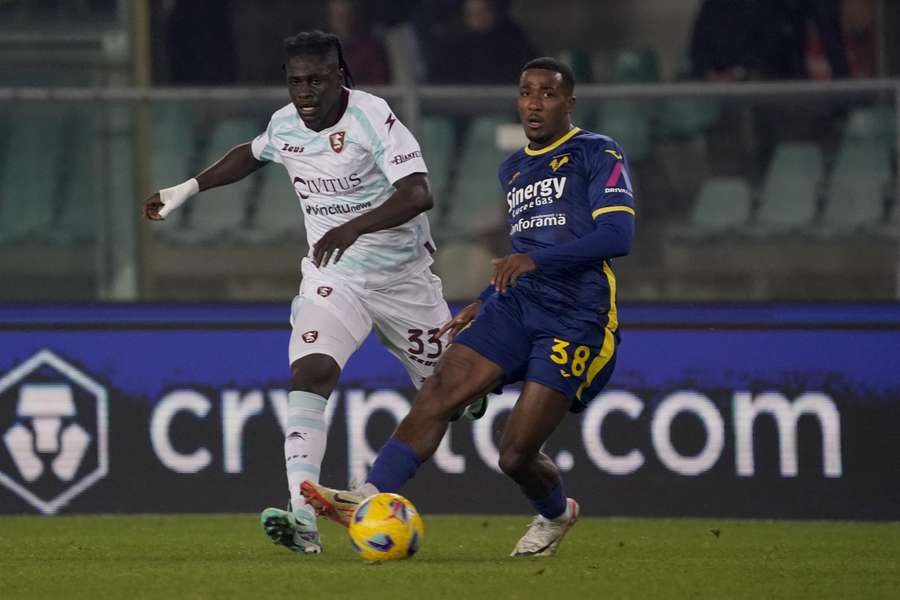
[
  {"xmin": 521, "ymin": 57, "xmax": 575, "ymax": 92},
  {"xmin": 283, "ymin": 30, "xmax": 355, "ymax": 88}
]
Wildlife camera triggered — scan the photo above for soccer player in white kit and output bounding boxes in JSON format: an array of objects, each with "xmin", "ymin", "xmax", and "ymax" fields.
[{"xmin": 144, "ymin": 31, "xmax": 469, "ymax": 554}]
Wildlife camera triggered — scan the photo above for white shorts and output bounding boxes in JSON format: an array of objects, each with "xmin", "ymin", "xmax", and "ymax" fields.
[{"xmin": 288, "ymin": 258, "xmax": 452, "ymax": 387}]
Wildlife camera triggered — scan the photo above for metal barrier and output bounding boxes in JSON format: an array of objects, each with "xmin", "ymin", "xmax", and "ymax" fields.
[{"xmin": 0, "ymin": 80, "xmax": 898, "ymax": 301}]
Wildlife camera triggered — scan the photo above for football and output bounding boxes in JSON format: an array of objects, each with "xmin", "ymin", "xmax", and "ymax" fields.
[{"xmin": 347, "ymin": 492, "xmax": 424, "ymax": 561}]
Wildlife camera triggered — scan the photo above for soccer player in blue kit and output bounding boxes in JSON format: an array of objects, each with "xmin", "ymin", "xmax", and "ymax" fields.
[{"xmin": 302, "ymin": 57, "xmax": 635, "ymax": 557}]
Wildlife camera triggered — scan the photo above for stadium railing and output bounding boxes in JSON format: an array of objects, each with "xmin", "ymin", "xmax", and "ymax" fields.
[{"xmin": 0, "ymin": 79, "xmax": 898, "ymax": 302}]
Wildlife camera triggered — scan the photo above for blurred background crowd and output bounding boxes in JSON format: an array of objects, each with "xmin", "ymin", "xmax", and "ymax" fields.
[{"xmin": 0, "ymin": 0, "xmax": 897, "ymax": 303}]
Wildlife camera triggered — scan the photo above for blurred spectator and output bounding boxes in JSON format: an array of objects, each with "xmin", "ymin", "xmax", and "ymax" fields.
[
  {"xmin": 829, "ymin": 0, "xmax": 876, "ymax": 78},
  {"xmin": 229, "ymin": 0, "xmax": 323, "ymax": 84},
  {"xmin": 426, "ymin": 0, "xmax": 538, "ymax": 84},
  {"xmin": 785, "ymin": 0, "xmax": 850, "ymax": 79},
  {"xmin": 166, "ymin": 0, "xmax": 236, "ymax": 84},
  {"xmin": 689, "ymin": 0, "xmax": 849, "ymax": 80},
  {"xmin": 327, "ymin": 0, "xmax": 390, "ymax": 85}
]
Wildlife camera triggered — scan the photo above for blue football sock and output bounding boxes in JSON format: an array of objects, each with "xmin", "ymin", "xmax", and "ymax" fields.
[
  {"xmin": 367, "ymin": 437, "xmax": 422, "ymax": 493},
  {"xmin": 530, "ymin": 482, "xmax": 567, "ymax": 519}
]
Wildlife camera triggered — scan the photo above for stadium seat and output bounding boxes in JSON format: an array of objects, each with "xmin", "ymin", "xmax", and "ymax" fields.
[
  {"xmin": 843, "ymin": 107, "xmax": 896, "ymax": 149},
  {"xmin": 756, "ymin": 177, "xmax": 819, "ymax": 233},
  {"xmin": 683, "ymin": 177, "xmax": 752, "ymax": 236},
  {"xmin": 820, "ymin": 177, "xmax": 884, "ymax": 234},
  {"xmin": 0, "ymin": 110, "xmax": 64, "ymax": 243},
  {"xmin": 54, "ymin": 114, "xmax": 100, "ymax": 244},
  {"xmin": 150, "ymin": 105, "xmax": 197, "ymax": 235},
  {"xmin": 812, "ymin": 136, "xmax": 891, "ymax": 238},
  {"xmin": 612, "ymin": 48, "xmax": 660, "ymax": 83},
  {"xmin": 556, "ymin": 48, "xmax": 592, "ymax": 83},
  {"xmin": 162, "ymin": 117, "xmax": 259, "ymax": 243},
  {"xmin": 151, "ymin": 105, "xmax": 196, "ymax": 192},
  {"xmin": 886, "ymin": 198, "xmax": 900, "ymax": 237},
  {"xmin": 595, "ymin": 101, "xmax": 652, "ymax": 161},
  {"xmin": 658, "ymin": 97, "xmax": 721, "ymax": 139},
  {"xmin": 831, "ymin": 140, "xmax": 891, "ymax": 185},
  {"xmin": 765, "ymin": 142, "xmax": 825, "ymax": 184},
  {"xmin": 432, "ymin": 240, "xmax": 494, "ymax": 301},
  {"xmin": 383, "ymin": 24, "xmax": 422, "ymax": 85},
  {"xmin": 444, "ymin": 116, "xmax": 513, "ymax": 236},
  {"xmin": 243, "ymin": 164, "xmax": 306, "ymax": 244},
  {"xmin": 593, "ymin": 47, "xmax": 661, "ymax": 161},
  {"xmin": 421, "ymin": 115, "xmax": 455, "ymax": 226},
  {"xmin": 753, "ymin": 142, "xmax": 824, "ymax": 233}
]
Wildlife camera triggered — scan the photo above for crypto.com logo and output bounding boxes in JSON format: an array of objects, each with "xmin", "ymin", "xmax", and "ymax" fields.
[{"xmin": 0, "ymin": 350, "xmax": 108, "ymax": 514}]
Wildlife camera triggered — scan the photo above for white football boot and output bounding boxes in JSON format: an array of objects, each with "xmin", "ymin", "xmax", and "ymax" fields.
[
  {"xmin": 300, "ymin": 480, "xmax": 369, "ymax": 527},
  {"xmin": 510, "ymin": 497, "xmax": 580, "ymax": 557},
  {"xmin": 260, "ymin": 505, "xmax": 322, "ymax": 554}
]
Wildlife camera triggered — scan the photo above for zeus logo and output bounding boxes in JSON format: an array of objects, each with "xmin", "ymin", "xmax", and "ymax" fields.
[{"xmin": 385, "ymin": 112, "xmax": 396, "ymax": 133}]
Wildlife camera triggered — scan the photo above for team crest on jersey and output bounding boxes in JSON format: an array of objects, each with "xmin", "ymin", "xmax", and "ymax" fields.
[
  {"xmin": 302, "ymin": 331, "xmax": 319, "ymax": 343},
  {"xmin": 329, "ymin": 131, "xmax": 346, "ymax": 153},
  {"xmin": 316, "ymin": 286, "xmax": 333, "ymax": 298},
  {"xmin": 549, "ymin": 154, "xmax": 570, "ymax": 172}
]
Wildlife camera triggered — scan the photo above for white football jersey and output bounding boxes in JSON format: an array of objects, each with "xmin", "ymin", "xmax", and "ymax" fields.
[{"xmin": 251, "ymin": 89, "xmax": 434, "ymax": 289}]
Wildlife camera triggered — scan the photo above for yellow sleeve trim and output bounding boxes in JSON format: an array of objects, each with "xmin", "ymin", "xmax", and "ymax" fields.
[
  {"xmin": 592, "ymin": 205, "xmax": 636, "ymax": 219},
  {"xmin": 523, "ymin": 127, "xmax": 581, "ymax": 156}
]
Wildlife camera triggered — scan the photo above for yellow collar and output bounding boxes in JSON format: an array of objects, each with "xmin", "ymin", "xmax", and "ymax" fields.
[{"xmin": 524, "ymin": 126, "xmax": 581, "ymax": 156}]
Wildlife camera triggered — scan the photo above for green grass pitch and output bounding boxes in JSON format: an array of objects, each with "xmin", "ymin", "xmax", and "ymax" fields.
[{"xmin": 1, "ymin": 515, "xmax": 897, "ymax": 599}]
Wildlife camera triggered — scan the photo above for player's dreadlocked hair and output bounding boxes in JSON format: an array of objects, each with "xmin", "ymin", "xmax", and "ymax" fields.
[
  {"xmin": 521, "ymin": 57, "xmax": 575, "ymax": 92},
  {"xmin": 283, "ymin": 30, "xmax": 355, "ymax": 88}
]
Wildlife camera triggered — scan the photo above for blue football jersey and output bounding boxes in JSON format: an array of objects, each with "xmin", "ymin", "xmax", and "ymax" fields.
[{"xmin": 497, "ymin": 127, "xmax": 635, "ymax": 330}]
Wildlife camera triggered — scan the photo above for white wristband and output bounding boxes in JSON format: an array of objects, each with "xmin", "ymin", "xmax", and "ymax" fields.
[{"xmin": 158, "ymin": 178, "xmax": 199, "ymax": 219}]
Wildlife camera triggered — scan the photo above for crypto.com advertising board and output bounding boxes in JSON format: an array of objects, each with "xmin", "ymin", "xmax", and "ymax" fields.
[{"xmin": 0, "ymin": 303, "xmax": 897, "ymax": 519}]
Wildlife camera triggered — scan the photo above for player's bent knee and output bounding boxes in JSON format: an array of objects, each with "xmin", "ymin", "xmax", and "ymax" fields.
[
  {"xmin": 291, "ymin": 354, "xmax": 341, "ymax": 397},
  {"xmin": 498, "ymin": 447, "xmax": 531, "ymax": 479},
  {"xmin": 417, "ymin": 369, "xmax": 478, "ymax": 418},
  {"xmin": 430, "ymin": 345, "xmax": 499, "ymax": 400}
]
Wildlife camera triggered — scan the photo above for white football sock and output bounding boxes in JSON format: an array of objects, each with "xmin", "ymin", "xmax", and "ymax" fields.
[
  {"xmin": 285, "ymin": 391, "xmax": 328, "ymax": 520},
  {"xmin": 357, "ymin": 482, "xmax": 379, "ymax": 497},
  {"xmin": 553, "ymin": 499, "xmax": 573, "ymax": 522}
]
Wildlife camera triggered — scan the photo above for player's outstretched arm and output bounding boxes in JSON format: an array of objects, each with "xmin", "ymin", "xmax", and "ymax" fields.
[
  {"xmin": 143, "ymin": 142, "xmax": 265, "ymax": 221},
  {"xmin": 313, "ymin": 172, "xmax": 432, "ymax": 266}
]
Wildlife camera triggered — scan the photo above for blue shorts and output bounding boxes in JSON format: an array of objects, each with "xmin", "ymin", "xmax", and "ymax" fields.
[{"xmin": 454, "ymin": 288, "xmax": 618, "ymax": 412}]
